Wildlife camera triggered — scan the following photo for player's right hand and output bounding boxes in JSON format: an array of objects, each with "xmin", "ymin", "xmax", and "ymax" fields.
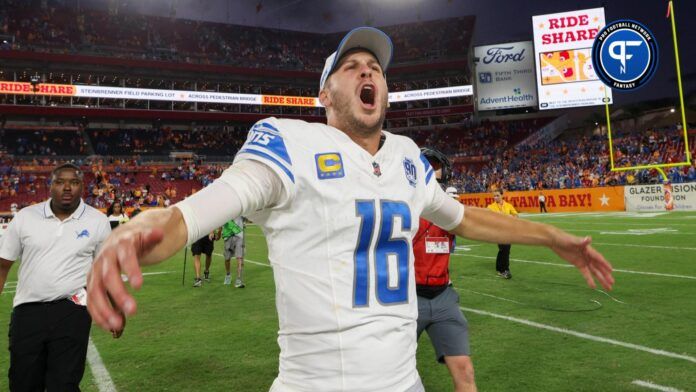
[
  {"xmin": 550, "ymin": 231, "xmax": 614, "ymax": 291},
  {"xmin": 87, "ymin": 227, "xmax": 164, "ymax": 333}
]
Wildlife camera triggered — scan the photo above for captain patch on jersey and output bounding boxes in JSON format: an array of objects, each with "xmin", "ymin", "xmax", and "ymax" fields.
[{"xmin": 315, "ymin": 152, "xmax": 345, "ymax": 180}]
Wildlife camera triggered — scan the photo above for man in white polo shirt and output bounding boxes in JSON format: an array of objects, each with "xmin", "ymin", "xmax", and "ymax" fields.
[{"xmin": 0, "ymin": 163, "xmax": 111, "ymax": 391}]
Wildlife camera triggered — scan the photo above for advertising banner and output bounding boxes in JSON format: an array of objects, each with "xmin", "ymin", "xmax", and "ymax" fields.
[
  {"xmin": 0, "ymin": 81, "xmax": 473, "ymax": 107},
  {"xmin": 532, "ymin": 7, "xmax": 613, "ymax": 110},
  {"xmin": 458, "ymin": 186, "xmax": 625, "ymax": 213},
  {"xmin": 474, "ymin": 41, "xmax": 537, "ymax": 110},
  {"xmin": 74, "ymin": 85, "xmax": 263, "ymax": 105},
  {"xmin": 0, "ymin": 81, "xmax": 76, "ymax": 96},
  {"xmin": 387, "ymin": 85, "xmax": 473, "ymax": 103},
  {"xmin": 624, "ymin": 183, "xmax": 696, "ymax": 211}
]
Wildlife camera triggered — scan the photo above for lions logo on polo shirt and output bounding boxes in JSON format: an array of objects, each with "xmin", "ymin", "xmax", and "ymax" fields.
[{"xmin": 315, "ymin": 152, "xmax": 345, "ymax": 180}]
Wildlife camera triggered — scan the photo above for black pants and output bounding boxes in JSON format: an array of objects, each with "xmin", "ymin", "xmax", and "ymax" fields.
[
  {"xmin": 496, "ymin": 244, "xmax": 512, "ymax": 272},
  {"xmin": 191, "ymin": 236, "xmax": 214, "ymax": 256},
  {"xmin": 540, "ymin": 201, "xmax": 548, "ymax": 213},
  {"xmin": 8, "ymin": 300, "xmax": 91, "ymax": 392}
]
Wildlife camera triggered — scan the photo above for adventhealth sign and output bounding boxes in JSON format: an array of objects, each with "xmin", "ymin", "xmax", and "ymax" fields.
[
  {"xmin": 474, "ymin": 41, "xmax": 537, "ymax": 111},
  {"xmin": 479, "ymin": 94, "xmax": 535, "ymax": 106}
]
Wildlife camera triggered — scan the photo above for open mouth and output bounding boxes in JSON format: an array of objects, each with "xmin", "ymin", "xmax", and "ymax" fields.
[{"xmin": 359, "ymin": 84, "xmax": 376, "ymax": 107}]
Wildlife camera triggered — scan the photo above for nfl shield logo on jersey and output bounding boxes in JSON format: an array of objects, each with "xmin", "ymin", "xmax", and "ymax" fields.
[{"xmin": 403, "ymin": 157, "xmax": 417, "ymax": 187}]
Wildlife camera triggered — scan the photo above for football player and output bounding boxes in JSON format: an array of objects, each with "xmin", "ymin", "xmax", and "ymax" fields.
[{"xmin": 86, "ymin": 27, "xmax": 614, "ymax": 392}]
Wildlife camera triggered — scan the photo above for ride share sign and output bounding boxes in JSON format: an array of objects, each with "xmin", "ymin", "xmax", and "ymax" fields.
[
  {"xmin": 532, "ymin": 7, "xmax": 613, "ymax": 110},
  {"xmin": 474, "ymin": 41, "xmax": 537, "ymax": 111}
]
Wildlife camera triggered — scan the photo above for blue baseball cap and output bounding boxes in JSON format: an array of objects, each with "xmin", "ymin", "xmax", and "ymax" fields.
[{"xmin": 319, "ymin": 27, "xmax": 393, "ymax": 91}]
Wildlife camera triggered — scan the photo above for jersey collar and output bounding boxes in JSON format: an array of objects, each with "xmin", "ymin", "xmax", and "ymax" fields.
[{"xmin": 44, "ymin": 198, "xmax": 87, "ymax": 221}]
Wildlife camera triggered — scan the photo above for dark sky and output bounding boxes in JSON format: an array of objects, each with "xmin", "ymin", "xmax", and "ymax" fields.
[{"xmin": 90, "ymin": 0, "xmax": 695, "ymax": 105}]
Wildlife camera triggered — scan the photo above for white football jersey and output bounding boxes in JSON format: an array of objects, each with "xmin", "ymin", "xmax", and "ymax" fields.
[{"xmin": 234, "ymin": 117, "xmax": 450, "ymax": 392}]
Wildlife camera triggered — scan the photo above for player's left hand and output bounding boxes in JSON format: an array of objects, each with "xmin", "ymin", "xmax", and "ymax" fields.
[{"xmin": 550, "ymin": 232, "xmax": 614, "ymax": 291}]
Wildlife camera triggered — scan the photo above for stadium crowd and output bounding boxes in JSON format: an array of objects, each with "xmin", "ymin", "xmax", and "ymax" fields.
[
  {"xmin": 0, "ymin": 152, "xmax": 228, "ymax": 214},
  {"xmin": 1, "ymin": 0, "xmax": 472, "ymax": 70},
  {"xmin": 451, "ymin": 124, "xmax": 696, "ymax": 193},
  {"xmin": 400, "ymin": 118, "xmax": 547, "ymax": 158},
  {"xmin": 1, "ymin": 120, "xmax": 694, "ymax": 215},
  {"xmin": 89, "ymin": 125, "xmax": 247, "ymax": 156}
]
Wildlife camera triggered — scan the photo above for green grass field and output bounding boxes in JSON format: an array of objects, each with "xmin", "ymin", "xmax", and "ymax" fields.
[{"xmin": 2, "ymin": 211, "xmax": 696, "ymax": 391}]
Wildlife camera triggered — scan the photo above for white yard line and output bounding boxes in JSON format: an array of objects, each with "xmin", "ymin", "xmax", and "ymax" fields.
[
  {"xmin": 454, "ymin": 287, "xmax": 525, "ymax": 305},
  {"xmin": 593, "ymin": 242, "xmax": 696, "ymax": 251},
  {"xmin": 121, "ymin": 271, "xmax": 176, "ymax": 282},
  {"xmin": 631, "ymin": 380, "xmax": 684, "ymax": 392},
  {"xmin": 213, "ymin": 253, "xmax": 270, "ymax": 268},
  {"xmin": 87, "ymin": 337, "xmax": 118, "ymax": 392},
  {"xmin": 244, "ymin": 259, "xmax": 272, "ymax": 268},
  {"xmin": 522, "ymin": 212, "xmax": 693, "ymax": 219},
  {"xmin": 460, "ymin": 306, "xmax": 696, "ymax": 364},
  {"xmin": 594, "ymin": 289, "xmax": 627, "ymax": 304},
  {"xmin": 4, "ymin": 272, "xmax": 175, "ymax": 294},
  {"xmin": 527, "ymin": 220, "xmax": 696, "ymax": 227},
  {"xmin": 562, "ymin": 229, "xmax": 696, "ymax": 235},
  {"xmin": 452, "ymin": 253, "xmax": 696, "ymax": 281},
  {"xmin": 141, "ymin": 271, "xmax": 176, "ymax": 276},
  {"xmin": 1, "ymin": 284, "xmax": 17, "ymax": 294}
]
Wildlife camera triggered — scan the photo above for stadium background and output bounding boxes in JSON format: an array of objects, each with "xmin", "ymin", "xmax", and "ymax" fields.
[{"xmin": 0, "ymin": 0, "xmax": 695, "ymax": 391}]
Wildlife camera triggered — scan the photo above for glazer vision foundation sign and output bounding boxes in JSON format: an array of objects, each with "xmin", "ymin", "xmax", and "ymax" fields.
[
  {"xmin": 624, "ymin": 184, "xmax": 696, "ymax": 212},
  {"xmin": 474, "ymin": 42, "xmax": 537, "ymax": 110}
]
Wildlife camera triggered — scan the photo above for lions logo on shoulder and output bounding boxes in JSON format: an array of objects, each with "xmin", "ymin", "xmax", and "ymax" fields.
[
  {"xmin": 403, "ymin": 157, "xmax": 417, "ymax": 187},
  {"xmin": 592, "ymin": 20, "xmax": 658, "ymax": 91}
]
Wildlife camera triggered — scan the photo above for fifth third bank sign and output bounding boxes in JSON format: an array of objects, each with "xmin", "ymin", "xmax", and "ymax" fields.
[{"xmin": 474, "ymin": 42, "xmax": 537, "ymax": 111}]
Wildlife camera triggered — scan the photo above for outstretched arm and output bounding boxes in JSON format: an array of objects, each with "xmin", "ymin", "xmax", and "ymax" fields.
[
  {"xmin": 452, "ymin": 206, "xmax": 614, "ymax": 290},
  {"xmin": 87, "ymin": 160, "xmax": 285, "ymax": 333}
]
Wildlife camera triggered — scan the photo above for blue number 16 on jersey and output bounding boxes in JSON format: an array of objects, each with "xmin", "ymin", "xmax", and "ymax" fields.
[{"xmin": 354, "ymin": 200, "xmax": 412, "ymax": 307}]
